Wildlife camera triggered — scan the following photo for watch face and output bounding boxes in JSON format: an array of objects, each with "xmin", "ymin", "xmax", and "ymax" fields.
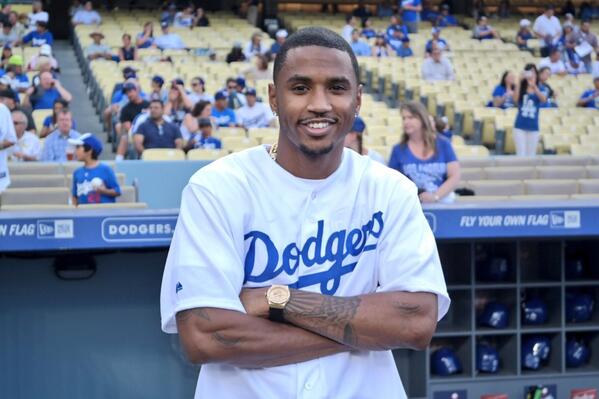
[{"xmin": 269, "ymin": 286, "xmax": 290, "ymax": 306}]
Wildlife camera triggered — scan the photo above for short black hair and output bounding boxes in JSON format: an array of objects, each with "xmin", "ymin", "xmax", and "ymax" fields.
[
  {"xmin": 273, "ymin": 27, "xmax": 360, "ymax": 84},
  {"xmin": 82, "ymin": 144, "xmax": 99, "ymax": 160},
  {"xmin": 149, "ymin": 99, "xmax": 164, "ymax": 107}
]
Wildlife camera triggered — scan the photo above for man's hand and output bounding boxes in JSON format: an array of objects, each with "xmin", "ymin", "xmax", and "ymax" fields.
[
  {"xmin": 419, "ymin": 191, "xmax": 437, "ymax": 203},
  {"xmin": 240, "ymin": 287, "xmax": 269, "ymax": 319}
]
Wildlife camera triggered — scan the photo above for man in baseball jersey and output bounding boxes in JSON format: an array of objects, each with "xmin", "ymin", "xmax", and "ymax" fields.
[{"xmin": 161, "ymin": 27, "xmax": 449, "ymax": 399}]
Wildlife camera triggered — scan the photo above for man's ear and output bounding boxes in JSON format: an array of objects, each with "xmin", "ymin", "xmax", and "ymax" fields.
[
  {"xmin": 268, "ymin": 83, "xmax": 277, "ymax": 115},
  {"xmin": 355, "ymin": 83, "xmax": 363, "ymax": 115}
]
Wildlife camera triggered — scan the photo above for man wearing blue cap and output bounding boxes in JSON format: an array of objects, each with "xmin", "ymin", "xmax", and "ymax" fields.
[
  {"xmin": 425, "ymin": 28, "xmax": 450, "ymax": 54},
  {"xmin": 235, "ymin": 88, "xmax": 275, "ymax": 129},
  {"xmin": 395, "ymin": 37, "xmax": 413, "ymax": 58},
  {"xmin": 69, "ymin": 133, "xmax": 121, "ymax": 205},
  {"xmin": 211, "ymin": 91, "xmax": 237, "ymax": 127}
]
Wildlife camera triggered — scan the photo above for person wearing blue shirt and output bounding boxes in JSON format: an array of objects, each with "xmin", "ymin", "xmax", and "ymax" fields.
[
  {"xmin": 577, "ymin": 77, "xmax": 599, "ymax": 109},
  {"xmin": 27, "ymin": 71, "xmax": 73, "ymax": 110},
  {"xmin": 489, "ymin": 71, "xmax": 516, "ymax": 109},
  {"xmin": 395, "ymin": 37, "xmax": 414, "ymax": 58},
  {"xmin": 436, "ymin": 5, "xmax": 458, "ymax": 27},
  {"xmin": 70, "ymin": 133, "xmax": 121, "ymax": 205},
  {"xmin": 361, "ymin": 17, "xmax": 377, "ymax": 39},
  {"xmin": 425, "ymin": 28, "xmax": 450, "ymax": 54},
  {"xmin": 389, "ymin": 101, "xmax": 460, "ymax": 203},
  {"xmin": 538, "ymin": 67, "xmax": 557, "ymax": 108},
  {"xmin": 386, "ymin": 15, "xmax": 409, "ymax": 42},
  {"xmin": 20, "ymin": 21, "xmax": 53, "ymax": 47},
  {"xmin": 400, "ymin": 0, "xmax": 422, "ymax": 33},
  {"xmin": 211, "ymin": 91, "xmax": 237, "ymax": 127},
  {"xmin": 473, "ymin": 16, "xmax": 499, "ymax": 40},
  {"xmin": 350, "ymin": 29, "xmax": 371, "ymax": 56},
  {"xmin": 269, "ymin": 29, "xmax": 287, "ymax": 60},
  {"xmin": 185, "ymin": 118, "xmax": 222, "ymax": 151},
  {"xmin": 516, "ymin": 19, "xmax": 533, "ymax": 50},
  {"xmin": 513, "ymin": 69, "xmax": 546, "ymax": 156}
]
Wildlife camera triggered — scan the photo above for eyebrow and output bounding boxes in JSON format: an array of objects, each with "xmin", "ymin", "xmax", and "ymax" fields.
[{"xmin": 286, "ymin": 74, "xmax": 353, "ymax": 86}]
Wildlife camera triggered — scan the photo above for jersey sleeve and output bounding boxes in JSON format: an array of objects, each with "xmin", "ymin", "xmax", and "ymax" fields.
[
  {"xmin": 492, "ymin": 85, "xmax": 504, "ymax": 98},
  {"xmin": 440, "ymin": 137, "xmax": 457, "ymax": 163},
  {"xmin": 160, "ymin": 182, "xmax": 246, "ymax": 333},
  {"xmin": 376, "ymin": 183, "xmax": 450, "ymax": 321}
]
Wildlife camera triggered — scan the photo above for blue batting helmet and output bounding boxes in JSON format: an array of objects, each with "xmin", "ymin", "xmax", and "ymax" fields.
[
  {"xmin": 522, "ymin": 297, "xmax": 549, "ymax": 325},
  {"xmin": 479, "ymin": 302, "xmax": 510, "ymax": 329},
  {"xmin": 566, "ymin": 337, "xmax": 591, "ymax": 368},
  {"xmin": 431, "ymin": 347, "xmax": 463, "ymax": 376},
  {"xmin": 476, "ymin": 343, "xmax": 500, "ymax": 373},
  {"xmin": 566, "ymin": 292, "xmax": 595, "ymax": 323},
  {"xmin": 522, "ymin": 335, "xmax": 551, "ymax": 370}
]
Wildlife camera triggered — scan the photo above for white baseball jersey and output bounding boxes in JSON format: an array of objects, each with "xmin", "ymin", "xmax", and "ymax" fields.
[{"xmin": 161, "ymin": 145, "xmax": 450, "ymax": 399}]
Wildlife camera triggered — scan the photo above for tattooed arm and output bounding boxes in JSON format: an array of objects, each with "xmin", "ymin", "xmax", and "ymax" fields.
[
  {"xmin": 241, "ymin": 288, "xmax": 438, "ymax": 351},
  {"xmin": 175, "ymin": 307, "xmax": 351, "ymax": 368}
]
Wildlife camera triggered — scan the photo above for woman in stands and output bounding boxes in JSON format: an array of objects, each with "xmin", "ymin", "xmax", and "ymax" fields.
[
  {"xmin": 243, "ymin": 54, "xmax": 270, "ymax": 81},
  {"xmin": 1, "ymin": 44, "xmax": 12, "ymax": 69},
  {"xmin": 195, "ymin": 8, "xmax": 210, "ymax": 27},
  {"xmin": 371, "ymin": 33, "xmax": 392, "ymax": 57},
  {"xmin": 490, "ymin": 71, "xmax": 516, "ymax": 109},
  {"xmin": 389, "ymin": 101, "xmax": 460, "ymax": 204},
  {"xmin": 182, "ymin": 100, "xmax": 214, "ymax": 143},
  {"xmin": 119, "ymin": 34, "xmax": 138, "ymax": 62},
  {"xmin": 538, "ymin": 66, "xmax": 558, "ymax": 108},
  {"xmin": 512, "ymin": 65, "xmax": 546, "ymax": 156},
  {"xmin": 164, "ymin": 79, "xmax": 193, "ymax": 127},
  {"xmin": 40, "ymin": 99, "xmax": 77, "ymax": 138},
  {"xmin": 136, "ymin": 22, "xmax": 155, "ymax": 49}
]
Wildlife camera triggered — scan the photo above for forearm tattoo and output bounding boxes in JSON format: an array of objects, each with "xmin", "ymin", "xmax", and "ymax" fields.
[
  {"xmin": 176, "ymin": 308, "xmax": 241, "ymax": 348},
  {"xmin": 284, "ymin": 290, "xmax": 362, "ymax": 347}
]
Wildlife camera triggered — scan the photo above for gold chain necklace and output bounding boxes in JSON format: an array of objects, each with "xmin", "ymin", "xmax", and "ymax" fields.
[{"xmin": 269, "ymin": 143, "xmax": 278, "ymax": 161}]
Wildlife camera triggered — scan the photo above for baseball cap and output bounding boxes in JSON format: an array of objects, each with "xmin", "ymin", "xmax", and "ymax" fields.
[
  {"xmin": 351, "ymin": 116, "xmax": 366, "ymax": 133},
  {"xmin": 198, "ymin": 118, "xmax": 212, "ymax": 127},
  {"xmin": 68, "ymin": 133, "xmax": 104, "ymax": 155},
  {"xmin": 2, "ymin": 22, "xmax": 12, "ymax": 29},
  {"xmin": 36, "ymin": 20, "xmax": 47, "ymax": 28},
  {"xmin": 0, "ymin": 88, "xmax": 16, "ymax": 100},
  {"xmin": 401, "ymin": 37, "xmax": 410, "ymax": 43},
  {"xmin": 432, "ymin": 27, "xmax": 441, "ymax": 34},
  {"xmin": 160, "ymin": 20, "xmax": 169, "ymax": 29},
  {"xmin": 122, "ymin": 82, "xmax": 137, "ymax": 93},
  {"xmin": 172, "ymin": 77, "xmax": 185, "ymax": 86},
  {"xmin": 441, "ymin": 4, "xmax": 450, "ymax": 10},
  {"xmin": 245, "ymin": 88, "xmax": 257, "ymax": 96},
  {"xmin": 8, "ymin": 55, "xmax": 23, "ymax": 66},
  {"xmin": 520, "ymin": 19, "xmax": 531, "ymax": 27},
  {"xmin": 236, "ymin": 77, "xmax": 246, "ymax": 89},
  {"xmin": 39, "ymin": 44, "xmax": 52, "ymax": 56},
  {"xmin": 152, "ymin": 75, "xmax": 164, "ymax": 86},
  {"xmin": 233, "ymin": 41, "xmax": 242, "ymax": 48},
  {"xmin": 276, "ymin": 29, "xmax": 288, "ymax": 38},
  {"xmin": 122, "ymin": 66, "xmax": 137, "ymax": 79},
  {"xmin": 214, "ymin": 90, "xmax": 227, "ymax": 101}
]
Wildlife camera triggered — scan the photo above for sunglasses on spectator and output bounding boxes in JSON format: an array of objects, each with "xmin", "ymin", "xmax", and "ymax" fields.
[
  {"xmin": 228, "ymin": 85, "xmax": 237, "ymax": 89},
  {"xmin": 13, "ymin": 121, "xmax": 26, "ymax": 125}
]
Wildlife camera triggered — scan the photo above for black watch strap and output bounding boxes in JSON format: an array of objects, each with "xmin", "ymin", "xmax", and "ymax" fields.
[{"xmin": 268, "ymin": 307, "xmax": 285, "ymax": 323}]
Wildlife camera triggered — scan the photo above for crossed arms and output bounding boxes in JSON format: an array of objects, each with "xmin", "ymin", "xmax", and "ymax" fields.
[{"xmin": 175, "ymin": 288, "xmax": 438, "ymax": 369}]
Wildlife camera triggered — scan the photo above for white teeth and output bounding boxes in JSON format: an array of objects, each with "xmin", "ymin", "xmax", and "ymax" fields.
[{"xmin": 307, "ymin": 122, "xmax": 329, "ymax": 129}]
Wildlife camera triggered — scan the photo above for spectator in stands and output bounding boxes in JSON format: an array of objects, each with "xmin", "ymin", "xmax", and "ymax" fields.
[
  {"xmin": 236, "ymin": 88, "xmax": 274, "ymax": 129},
  {"xmin": 0, "ymin": 89, "xmax": 35, "ymax": 132},
  {"xmin": 269, "ymin": 29, "xmax": 287, "ymax": 60},
  {"xmin": 8, "ymin": 12, "xmax": 25, "ymax": 41},
  {"xmin": 436, "ymin": 5, "xmax": 458, "ymax": 27},
  {"xmin": 27, "ymin": 0, "xmax": 48, "ymax": 30},
  {"xmin": 184, "ymin": 118, "xmax": 221, "ymax": 151},
  {"xmin": 577, "ymin": 76, "xmax": 599, "ymax": 109},
  {"xmin": 349, "ymin": 29, "xmax": 371, "ymax": 56},
  {"xmin": 533, "ymin": 5, "xmax": 562, "ymax": 57},
  {"xmin": 361, "ymin": 17, "xmax": 377, "ymax": 39},
  {"xmin": 490, "ymin": 71, "xmax": 516, "ymax": 109},
  {"xmin": 19, "ymin": 20, "xmax": 53, "ymax": 47},
  {"xmin": 513, "ymin": 68, "xmax": 546, "ymax": 156},
  {"xmin": 422, "ymin": 47, "xmax": 454, "ymax": 81},
  {"xmin": 164, "ymin": 78, "xmax": 193, "ymax": 126},
  {"xmin": 115, "ymin": 82, "xmax": 150, "ymax": 159},
  {"xmin": 70, "ymin": 133, "xmax": 121, "ymax": 205},
  {"xmin": 353, "ymin": 1, "xmax": 372, "ymax": 20},
  {"xmin": 401, "ymin": 0, "xmax": 422, "ymax": 34},
  {"xmin": 3, "ymin": 55, "xmax": 29, "ymax": 93},
  {"xmin": 225, "ymin": 77, "xmax": 246, "ymax": 109},
  {"xmin": 564, "ymin": 50, "xmax": 586, "ymax": 75},
  {"xmin": 9, "ymin": 110, "xmax": 40, "ymax": 161},
  {"xmin": 211, "ymin": 91, "xmax": 237, "ymax": 127},
  {"xmin": 160, "ymin": 3, "xmax": 177, "ymax": 26},
  {"xmin": 243, "ymin": 54, "xmax": 271, "ymax": 81},
  {"xmin": 473, "ymin": 16, "xmax": 499, "ymax": 40},
  {"xmin": 539, "ymin": 47, "xmax": 567, "ymax": 76},
  {"xmin": 155, "ymin": 21, "xmax": 186, "ymax": 50},
  {"xmin": 425, "ymin": 27, "xmax": 450, "ymax": 54},
  {"xmin": 243, "ymin": 32, "xmax": 268, "ymax": 60},
  {"xmin": 0, "ymin": 100, "xmax": 16, "ymax": 192},
  {"xmin": 538, "ymin": 66, "xmax": 557, "ymax": 108},
  {"xmin": 25, "ymin": 71, "xmax": 73, "ymax": 110},
  {"xmin": 102, "ymin": 67, "xmax": 137, "ymax": 133},
  {"xmin": 133, "ymin": 100, "xmax": 183, "ymax": 156},
  {"xmin": 188, "ymin": 76, "xmax": 213, "ymax": 104},
  {"xmin": 578, "ymin": 20, "xmax": 598, "ymax": 72},
  {"xmin": 72, "ymin": 1, "xmax": 101, "ymax": 26},
  {"xmin": 226, "ymin": 42, "xmax": 246, "ymax": 63},
  {"xmin": 342, "ymin": 15, "xmax": 357, "ymax": 42},
  {"xmin": 371, "ymin": 33, "xmax": 393, "ymax": 57},
  {"xmin": 27, "ymin": 44, "xmax": 58, "ymax": 72},
  {"xmin": 182, "ymin": 100, "xmax": 213, "ymax": 141},
  {"xmin": 0, "ymin": 23, "xmax": 17, "ymax": 47},
  {"xmin": 386, "ymin": 14, "xmax": 408, "ymax": 43},
  {"xmin": 136, "ymin": 21, "xmax": 155, "ymax": 49},
  {"xmin": 516, "ymin": 19, "xmax": 533, "ymax": 50},
  {"xmin": 118, "ymin": 34, "xmax": 138, "ymax": 62},
  {"xmin": 559, "ymin": 23, "xmax": 578, "ymax": 55},
  {"xmin": 434, "ymin": 115, "xmax": 453, "ymax": 140},
  {"xmin": 0, "ymin": 44, "xmax": 10, "ymax": 69},
  {"xmin": 389, "ymin": 101, "xmax": 460, "ymax": 204},
  {"xmin": 195, "ymin": 7, "xmax": 209, "ymax": 27},
  {"xmin": 0, "ymin": 5, "xmax": 10, "ymax": 27},
  {"xmin": 395, "ymin": 37, "xmax": 414, "ymax": 58},
  {"xmin": 40, "ymin": 110, "xmax": 80, "ymax": 161},
  {"xmin": 174, "ymin": 5, "xmax": 195, "ymax": 28},
  {"xmin": 40, "ymin": 99, "xmax": 72, "ymax": 138},
  {"xmin": 344, "ymin": 116, "xmax": 385, "ymax": 163},
  {"xmin": 85, "ymin": 31, "xmax": 114, "ymax": 61}
]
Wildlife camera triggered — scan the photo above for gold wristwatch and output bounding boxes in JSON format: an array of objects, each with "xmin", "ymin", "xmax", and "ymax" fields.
[{"xmin": 266, "ymin": 285, "xmax": 291, "ymax": 322}]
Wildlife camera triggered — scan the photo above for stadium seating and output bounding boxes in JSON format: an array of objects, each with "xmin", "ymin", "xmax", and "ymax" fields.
[{"xmin": 141, "ymin": 149, "xmax": 186, "ymax": 161}]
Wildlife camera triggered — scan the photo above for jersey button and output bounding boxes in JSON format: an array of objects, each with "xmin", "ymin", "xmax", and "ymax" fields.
[
  {"xmin": 304, "ymin": 382, "xmax": 313, "ymax": 391},
  {"xmin": 311, "ymin": 192, "xmax": 316, "ymax": 200}
]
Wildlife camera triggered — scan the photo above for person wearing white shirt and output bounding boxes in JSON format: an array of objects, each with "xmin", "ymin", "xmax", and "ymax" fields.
[
  {"xmin": 160, "ymin": 26, "xmax": 447, "ymax": 399},
  {"xmin": 533, "ymin": 5, "xmax": 562, "ymax": 55},
  {"xmin": 243, "ymin": 32, "xmax": 268, "ymax": 60},
  {"xmin": 187, "ymin": 77, "xmax": 214, "ymax": 105},
  {"xmin": 539, "ymin": 48, "xmax": 567, "ymax": 76},
  {"xmin": 27, "ymin": 0, "xmax": 48, "ymax": 31},
  {"xmin": 155, "ymin": 22, "xmax": 186, "ymax": 50},
  {"xmin": 72, "ymin": 1, "xmax": 102, "ymax": 26},
  {"xmin": 9, "ymin": 110, "xmax": 40, "ymax": 161},
  {"xmin": 235, "ymin": 88, "xmax": 274, "ymax": 129},
  {"xmin": 422, "ymin": 47, "xmax": 455, "ymax": 81},
  {"xmin": 0, "ymin": 102, "xmax": 16, "ymax": 192},
  {"xmin": 342, "ymin": 15, "xmax": 357, "ymax": 42}
]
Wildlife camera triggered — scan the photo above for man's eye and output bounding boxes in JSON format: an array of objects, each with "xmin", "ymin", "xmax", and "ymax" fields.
[
  {"xmin": 292, "ymin": 86, "xmax": 308, "ymax": 93},
  {"xmin": 331, "ymin": 85, "xmax": 348, "ymax": 91}
]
